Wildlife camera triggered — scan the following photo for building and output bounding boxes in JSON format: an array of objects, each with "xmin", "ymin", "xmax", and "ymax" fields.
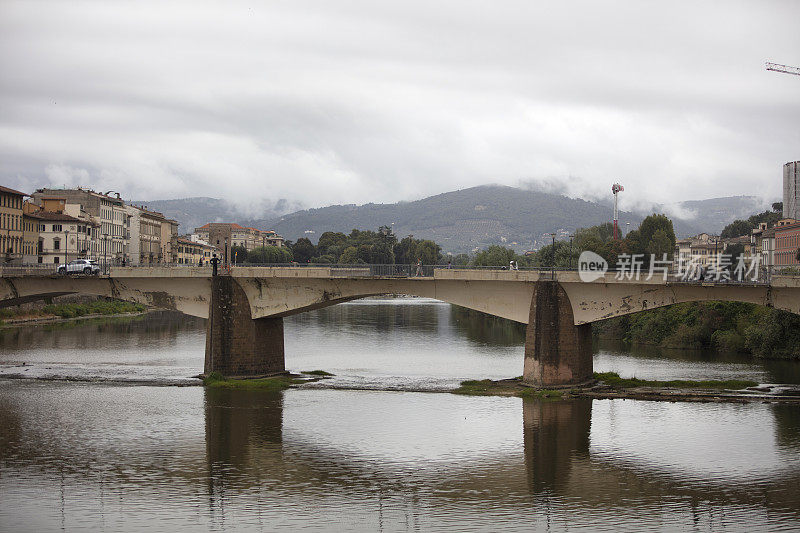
[
  {"xmin": 784, "ymin": 161, "xmax": 800, "ymax": 220},
  {"xmin": 124, "ymin": 205, "xmax": 176, "ymax": 265},
  {"xmin": 26, "ymin": 198, "xmax": 101, "ymax": 264},
  {"xmin": 176, "ymin": 237, "xmax": 216, "ymax": 266},
  {"xmin": 673, "ymin": 233, "xmax": 724, "ymax": 271},
  {"xmin": 721, "ymin": 235, "xmax": 753, "ymax": 256},
  {"xmin": 194, "ymin": 223, "xmax": 284, "ymax": 261},
  {"xmin": 773, "ymin": 218, "xmax": 800, "ymax": 269},
  {"xmin": 0, "ymin": 185, "xmax": 26, "ymax": 264},
  {"xmin": 161, "ymin": 218, "xmax": 179, "ymax": 264},
  {"xmin": 31, "ymin": 188, "xmax": 126, "ymax": 265},
  {"xmin": 32, "ymin": 211, "xmax": 101, "ymax": 266},
  {"xmin": 22, "ymin": 210, "xmax": 40, "ymax": 263}
]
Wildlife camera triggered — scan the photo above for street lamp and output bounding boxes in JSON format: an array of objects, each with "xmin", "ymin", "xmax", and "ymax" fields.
[{"xmin": 568, "ymin": 233, "xmax": 576, "ymax": 269}]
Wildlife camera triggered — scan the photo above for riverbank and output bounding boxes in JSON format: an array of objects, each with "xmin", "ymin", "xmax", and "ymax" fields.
[
  {"xmin": 0, "ymin": 299, "xmax": 147, "ymax": 327},
  {"xmin": 593, "ymin": 301, "xmax": 800, "ymax": 360}
]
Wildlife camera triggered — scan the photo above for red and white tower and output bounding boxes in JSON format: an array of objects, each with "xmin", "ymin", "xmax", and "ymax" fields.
[{"xmin": 612, "ymin": 183, "xmax": 624, "ymax": 240}]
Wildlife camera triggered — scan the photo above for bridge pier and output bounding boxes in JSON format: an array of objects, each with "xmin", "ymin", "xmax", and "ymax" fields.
[
  {"xmin": 523, "ymin": 281, "xmax": 593, "ymax": 388},
  {"xmin": 205, "ymin": 276, "xmax": 286, "ymax": 378}
]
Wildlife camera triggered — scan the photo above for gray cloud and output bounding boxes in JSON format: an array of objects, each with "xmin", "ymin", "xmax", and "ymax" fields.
[{"xmin": 1, "ymin": 0, "xmax": 798, "ymax": 212}]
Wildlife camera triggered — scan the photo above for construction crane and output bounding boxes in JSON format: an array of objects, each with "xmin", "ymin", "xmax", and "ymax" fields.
[
  {"xmin": 611, "ymin": 183, "xmax": 624, "ymax": 240},
  {"xmin": 766, "ymin": 62, "xmax": 800, "ymax": 76}
]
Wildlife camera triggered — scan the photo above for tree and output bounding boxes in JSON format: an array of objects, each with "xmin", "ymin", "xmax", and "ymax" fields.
[
  {"xmin": 230, "ymin": 245, "xmax": 248, "ymax": 264},
  {"xmin": 726, "ymin": 243, "xmax": 745, "ymax": 271},
  {"xmin": 246, "ymin": 245, "xmax": 293, "ymax": 264},
  {"xmin": 627, "ymin": 214, "xmax": 676, "ymax": 266},
  {"xmin": 646, "ymin": 229, "xmax": 673, "ymax": 258},
  {"xmin": 292, "ymin": 238, "xmax": 316, "ymax": 263},
  {"xmin": 338, "ymin": 246, "xmax": 360, "ymax": 264},
  {"xmin": 473, "ymin": 245, "xmax": 516, "ymax": 267},
  {"xmin": 720, "ymin": 219, "xmax": 753, "ymax": 239},
  {"xmin": 415, "ymin": 240, "xmax": 442, "ymax": 265},
  {"xmin": 317, "ymin": 231, "xmax": 348, "ymax": 258},
  {"xmin": 721, "ymin": 209, "xmax": 783, "ymax": 238},
  {"xmin": 394, "ymin": 236, "xmax": 418, "ymax": 264}
]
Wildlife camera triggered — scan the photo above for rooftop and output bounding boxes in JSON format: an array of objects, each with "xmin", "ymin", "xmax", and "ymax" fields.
[{"xmin": 0, "ymin": 185, "xmax": 27, "ymax": 196}]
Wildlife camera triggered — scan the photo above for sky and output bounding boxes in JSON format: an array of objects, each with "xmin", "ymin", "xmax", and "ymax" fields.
[{"xmin": 1, "ymin": 0, "xmax": 798, "ymax": 216}]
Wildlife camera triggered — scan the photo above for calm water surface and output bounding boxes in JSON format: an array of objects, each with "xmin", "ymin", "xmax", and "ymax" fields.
[{"xmin": 1, "ymin": 298, "xmax": 799, "ymax": 531}]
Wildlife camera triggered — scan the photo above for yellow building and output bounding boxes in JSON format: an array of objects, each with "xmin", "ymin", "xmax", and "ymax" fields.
[
  {"xmin": 176, "ymin": 237, "xmax": 216, "ymax": 266},
  {"xmin": 0, "ymin": 185, "xmax": 26, "ymax": 264}
]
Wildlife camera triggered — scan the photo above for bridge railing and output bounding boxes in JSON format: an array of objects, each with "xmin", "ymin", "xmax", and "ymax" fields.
[
  {"xmin": 2, "ymin": 261, "xmax": 797, "ymax": 285},
  {"xmin": 0, "ymin": 264, "xmax": 62, "ymax": 276}
]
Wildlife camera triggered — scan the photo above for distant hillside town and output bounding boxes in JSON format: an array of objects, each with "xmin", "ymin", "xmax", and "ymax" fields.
[{"xmin": 0, "ymin": 186, "xmax": 284, "ymax": 267}]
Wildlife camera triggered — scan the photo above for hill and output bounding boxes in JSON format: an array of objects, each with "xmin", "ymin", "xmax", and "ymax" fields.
[
  {"xmin": 250, "ymin": 185, "xmax": 644, "ymax": 253},
  {"xmin": 131, "ymin": 197, "xmax": 296, "ymax": 234},
  {"xmin": 141, "ymin": 187, "xmax": 768, "ymax": 254}
]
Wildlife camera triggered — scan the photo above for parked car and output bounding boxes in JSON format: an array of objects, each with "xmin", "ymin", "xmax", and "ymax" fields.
[{"xmin": 57, "ymin": 259, "xmax": 100, "ymax": 275}]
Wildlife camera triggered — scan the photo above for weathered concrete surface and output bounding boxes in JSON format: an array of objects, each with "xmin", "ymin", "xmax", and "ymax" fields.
[
  {"xmin": 0, "ymin": 267, "xmax": 798, "ymax": 325},
  {"xmin": 0, "ymin": 274, "xmax": 211, "ymax": 317},
  {"xmin": 523, "ymin": 282, "xmax": 593, "ymax": 388},
  {"xmin": 560, "ymin": 275, "xmax": 800, "ymax": 325},
  {"xmin": 235, "ymin": 276, "xmax": 536, "ymax": 323},
  {"xmin": 205, "ymin": 276, "xmax": 285, "ymax": 378}
]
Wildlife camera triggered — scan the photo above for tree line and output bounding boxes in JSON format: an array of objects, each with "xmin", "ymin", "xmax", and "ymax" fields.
[
  {"xmin": 232, "ymin": 226, "xmax": 443, "ymax": 265},
  {"xmin": 232, "ymin": 214, "xmax": 677, "ymax": 268},
  {"xmin": 470, "ymin": 214, "xmax": 677, "ymax": 269}
]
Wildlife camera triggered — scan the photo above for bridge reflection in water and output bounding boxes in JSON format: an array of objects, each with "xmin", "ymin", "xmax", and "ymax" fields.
[
  {"xmin": 1, "ymin": 381, "xmax": 799, "ymax": 530},
  {"xmin": 201, "ymin": 389, "xmax": 800, "ymax": 530}
]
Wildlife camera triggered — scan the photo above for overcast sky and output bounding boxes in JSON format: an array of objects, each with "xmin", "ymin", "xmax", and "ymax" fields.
[{"xmin": 1, "ymin": 1, "xmax": 798, "ymax": 215}]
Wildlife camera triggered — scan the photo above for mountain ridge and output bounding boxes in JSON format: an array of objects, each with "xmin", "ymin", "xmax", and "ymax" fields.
[{"xmin": 140, "ymin": 186, "xmax": 766, "ymax": 253}]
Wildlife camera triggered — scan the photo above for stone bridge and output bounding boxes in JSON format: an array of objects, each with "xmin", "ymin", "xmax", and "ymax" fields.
[{"xmin": 1, "ymin": 266, "xmax": 798, "ymax": 387}]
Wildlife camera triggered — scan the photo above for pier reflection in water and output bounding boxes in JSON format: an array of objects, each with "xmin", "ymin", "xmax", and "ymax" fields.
[{"xmin": 1, "ymin": 382, "xmax": 799, "ymax": 531}]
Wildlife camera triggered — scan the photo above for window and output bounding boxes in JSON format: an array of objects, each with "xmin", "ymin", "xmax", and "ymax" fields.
[
  {"xmin": 53, "ymin": 239, "xmax": 60, "ymax": 250},
  {"xmin": 53, "ymin": 257, "xmax": 60, "ymax": 264},
  {"xmin": 53, "ymin": 224, "xmax": 62, "ymax": 232}
]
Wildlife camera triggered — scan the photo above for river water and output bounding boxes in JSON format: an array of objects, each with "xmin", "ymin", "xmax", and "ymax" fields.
[{"xmin": 1, "ymin": 298, "xmax": 799, "ymax": 531}]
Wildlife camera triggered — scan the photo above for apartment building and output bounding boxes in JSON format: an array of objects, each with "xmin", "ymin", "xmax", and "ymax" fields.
[
  {"xmin": 124, "ymin": 205, "xmax": 177, "ymax": 264},
  {"xmin": 0, "ymin": 185, "xmax": 25, "ymax": 264},
  {"xmin": 176, "ymin": 237, "xmax": 216, "ymax": 265},
  {"xmin": 194, "ymin": 223, "xmax": 284, "ymax": 260},
  {"xmin": 774, "ymin": 218, "xmax": 800, "ymax": 268},
  {"xmin": 32, "ymin": 188, "xmax": 126, "ymax": 265},
  {"xmin": 673, "ymin": 233, "xmax": 724, "ymax": 270},
  {"xmin": 31, "ymin": 211, "xmax": 100, "ymax": 266},
  {"xmin": 161, "ymin": 218, "xmax": 179, "ymax": 264}
]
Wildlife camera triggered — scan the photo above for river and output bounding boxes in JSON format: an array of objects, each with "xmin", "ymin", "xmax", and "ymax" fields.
[{"xmin": 1, "ymin": 298, "xmax": 799, "ymax": 531}]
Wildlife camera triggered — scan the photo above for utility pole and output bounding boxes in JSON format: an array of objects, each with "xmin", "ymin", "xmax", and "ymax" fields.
[
  {"xmin": 612, "ymin": 183, "xmax": 624, "ymax": 240},
  {"xmin": 766, "ymin": 62, "xmax": 800, "ymax": 76}
]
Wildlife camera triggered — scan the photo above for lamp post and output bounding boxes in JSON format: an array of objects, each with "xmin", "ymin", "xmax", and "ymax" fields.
[{"xmin": 569, "ymin": 233, "xmax": 575, "ymax": 269}]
